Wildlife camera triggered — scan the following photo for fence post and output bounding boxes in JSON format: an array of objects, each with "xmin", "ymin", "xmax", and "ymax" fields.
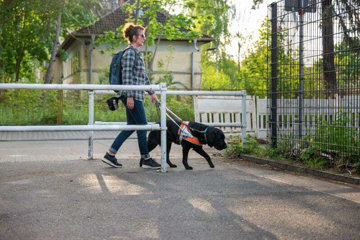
[
  {"xmin": 298, "ymin": 0, "xmax": 305, "ymax": 139},
  {"xmin": 242, "ymin": 91, "xmax": 247, "ymax": 147},
  {"xmin": 160, "ymin": 83, "xmax": 167, "ymax": 173},
  {"xmin": 271, "ymin": 2, "xmax": 278, "ymax": 148},
  {"xmin": 88, "ymin": 90, "xmax": 94, "ymax": 160}
]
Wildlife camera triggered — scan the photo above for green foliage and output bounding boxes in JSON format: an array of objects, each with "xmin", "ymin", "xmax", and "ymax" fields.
[
  {"xmin": 0, "ymin": 89, "xmax": 58, "ymax": 125},
  {"xmin": 218, "ymin": 52, "xmax": 240, "ymax": 83},
  {"xmin": 201, "ymin": 64, "xmax": 232, "ymax": 90},
  {"xmin": 224, "ymin": 135, "xmax": 260, "ymax": 158},
  {"xmin": 156, "ymin": 95, "xmax": 194, "ymax": 121},
  {"xmin": 95, "ymin": 0, "xmax": 201, "ymax": 52},
  {"xmin": 183, "ymin": 0, "xmax": 234, "ymax": 58},
  {"xmin": 0, "ymin": 0, "xmax": 54, "ymax": 82},
  {"xmin": 183, "ymin": 0, "xmax": 233, "ymax": 38},
  {"xmin": 334, "ymin": 39, "xmax": 360, "ymax": 90},
  {"xmin": 276, "ymin": 135, "xmax": 296, "ymax": 157},
  {"xmin": 0, "ymin": 0, "xmax": 100, "ymax": 83},
  {"xmin": 0, "ymin": 89, "xmax": 194, "ymax": 126},
  {"xmin": 224, "ymin": 136, "xmax": 242, "ymax": 158},
  {"xmin": 241, "ymin": 135, "xmax": 260, "ymax": 154},
  {"xmin": 300, "ymin": 146, "xmax": 326, "ymax": 169},
  {"xmin": 313, "ymin": 112, "xmax": 359, "ymax": 158}
]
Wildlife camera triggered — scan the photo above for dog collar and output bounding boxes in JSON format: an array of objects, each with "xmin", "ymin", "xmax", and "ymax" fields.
[{"xmin": 203, "ymin": 127, "xmax": 208, "ymax": 144}]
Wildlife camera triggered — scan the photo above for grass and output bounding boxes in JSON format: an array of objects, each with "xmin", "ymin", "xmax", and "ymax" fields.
[{"xmin": 0, "ymin": 90, "xmax": 194, "ymax": 125}]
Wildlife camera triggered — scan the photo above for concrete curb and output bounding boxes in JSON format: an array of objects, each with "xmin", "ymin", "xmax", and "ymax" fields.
[{"xmin": 242, "ymin": 155, "xmax": 360, "ymax": 185}]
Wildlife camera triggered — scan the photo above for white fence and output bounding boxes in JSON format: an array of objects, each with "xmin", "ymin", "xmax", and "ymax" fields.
[
  {"xmin": 194, "ymin": 95, "xmax": 254, "ymax": 136},
  {"xmin": 198, "ymin": 95, "xmax": 360, "ymax": 140}
]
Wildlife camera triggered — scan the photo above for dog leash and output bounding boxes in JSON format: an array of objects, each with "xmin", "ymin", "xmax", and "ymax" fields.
[
  {"xmin": 155, "ymin": 102, "xmax": 182, "ymax": 128},
  {"xmin": 155, "ymin": 102, "xmax": 208, "ymax": 144}
]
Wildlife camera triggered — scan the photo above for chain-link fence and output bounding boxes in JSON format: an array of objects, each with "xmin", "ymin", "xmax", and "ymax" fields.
[{"xmin": 268, "ymin": 0, "xmax": 360, "ymax": 165}]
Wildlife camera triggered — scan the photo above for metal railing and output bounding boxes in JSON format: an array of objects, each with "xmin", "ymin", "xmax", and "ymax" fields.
[
  {"xmin": 91, "ymin": 89, "xmax": 247, "ymax": 150},
  {"xmin": 0, "ymin": 83, "xmax": 247, "ymax": 172}
]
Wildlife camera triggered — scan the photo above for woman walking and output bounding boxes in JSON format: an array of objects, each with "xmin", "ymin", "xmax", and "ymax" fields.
[{"xmin": 102, "ymin": 23, "xmax": 161, "ymax": 169}]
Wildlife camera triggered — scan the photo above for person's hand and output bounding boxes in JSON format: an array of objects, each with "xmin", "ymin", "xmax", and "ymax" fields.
[
  {"xmin": 151, "ymin": 94, "xmax": 160, "ymax": 105},
  {"xmin": 127, "ymin": 97, "xmax": 134, "ymax": 110}
]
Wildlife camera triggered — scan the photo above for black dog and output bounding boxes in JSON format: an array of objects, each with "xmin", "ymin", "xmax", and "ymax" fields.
[{"xmin": 145, "ymin": 120, "xmax": 227, "ymax": 170}]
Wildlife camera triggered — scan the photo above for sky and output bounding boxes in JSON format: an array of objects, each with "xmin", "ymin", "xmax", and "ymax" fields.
[{"xmin": 227, "ymin": 0, "xmax": 272, "ymax": 61}]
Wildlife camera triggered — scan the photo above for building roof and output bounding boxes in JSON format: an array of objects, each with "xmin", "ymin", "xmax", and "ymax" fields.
[{"xmin": 61, "ymin": 7, "xmax": 213, "ymax": 50}]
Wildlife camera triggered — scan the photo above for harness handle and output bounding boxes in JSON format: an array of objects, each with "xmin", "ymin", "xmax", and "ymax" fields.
[{"xmin": 155, "ymin": 103, "xmax": 208, "ymax": 144}]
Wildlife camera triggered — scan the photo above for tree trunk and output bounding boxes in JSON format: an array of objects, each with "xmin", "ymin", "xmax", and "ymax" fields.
[
  {"xmin": 15, "ymin": 56, "xmax": 22, "ymax": 82},
  {"xmin": 321, "ymin": 0, "xmax": 337, "ymax": 96},
  {"xmin": 45, "ymin": 12, "xmax": 62, "ymax": 84}
]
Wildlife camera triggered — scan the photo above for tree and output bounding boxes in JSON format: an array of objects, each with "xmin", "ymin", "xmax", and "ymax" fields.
[
  {"xmin": 0, "ymin": 0, "xmax": 101, "ymax": 83},
  {"xmin": 95, "ymin": 0, "xmax": 202, "ymax": 77},
  {"xmin": 253, "ymin": 0, "xmax": 360, "ymax": 95},
  {"xmin": 0, "ymin": 0, "xmax": 55, "ymax": 82},
  {"xmin": 321, "ymin": 0, "xmax": 336, "ymax": 95},
  {"xmin": 238, "ymin": 17, "xmax": 301, "ymax": 97},
  {"xmin": 235, "ymin": 32, "xmax": 244, "ymax": 74},
  {"xmin": 44, "ymin": 0, "xmax": 101, "ymax": 83},
  {"xmin": 182, "ymin": 0, "xmax": 235, "ymax": 72},
  {"xmin": 44, "ymin": 8, "xmax": 63, "ymax": 84}
]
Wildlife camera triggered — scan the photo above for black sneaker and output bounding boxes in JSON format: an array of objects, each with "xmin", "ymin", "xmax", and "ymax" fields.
[
  {"xmin": 102, "ymin": 152, "xmax": 122, "ymax": 168},
  {"xmin": 141, "ymin": 158, "xmax": 161, "ymax": 169}
]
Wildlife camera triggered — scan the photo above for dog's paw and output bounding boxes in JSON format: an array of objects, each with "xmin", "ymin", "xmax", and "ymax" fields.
[
  {"xmin": 185, "ymin": 166, "xmax": 193, "ymax": 170},
  {"xmin": 170, "ymin": 164, "xmax": 177, "ymax": 168},
  {"xmin": 209, "ymin": 164, "xmax": 215, "ymax": 168}
]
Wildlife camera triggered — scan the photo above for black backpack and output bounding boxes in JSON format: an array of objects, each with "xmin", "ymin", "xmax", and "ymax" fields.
[
  {"xmin": 107, "ymin": 47, "xmax": 138, "ymax": 111},
  {"xmin": 108, "ymin": 47, "xmax": 138, "ymax": 85}
]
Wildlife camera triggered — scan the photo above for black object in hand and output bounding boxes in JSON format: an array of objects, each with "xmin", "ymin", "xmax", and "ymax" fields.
[{"xmin": 107, "ymin": 97, "xmax": 119, "ymax": 111}]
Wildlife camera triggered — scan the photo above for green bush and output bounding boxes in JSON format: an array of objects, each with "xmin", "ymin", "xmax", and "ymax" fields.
[
  {"xmin": 311, "ymin": 111, "xmax": 360, "ymax": 171},
  {"xmin": 300, "ymin": 146, "xmax": 327, "ymax": 169},
  {"xmin": 314, "ymin": 111, "xmax": 359, "ymax": 158},
  {"xmin": 0, "ymin": 90, "xmax": 195, "ymax": 125},
  {"xmin": 0, "ymin": 89, "xmax": 59, "ymax": 125},
  {"xmin": 224, "ymin": 135, "xmax": 260, "ymax": 158},
  {"xmin": 224, "ymin": 135, "xmax": 243, "ymax": 158}
]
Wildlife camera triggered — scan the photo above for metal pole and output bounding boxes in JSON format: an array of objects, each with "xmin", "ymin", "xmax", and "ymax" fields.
[
  {"xmin": 166, "ymin": 90, "xmax": 245, "ymax": 96},
  {"xmin": 94, "ymin": 90, "xmax": 245, "ymax": 97},
  {"xmin": 89, "ymin": 35, "xmax": 95, "ymax": 84},
  {"xmin": 88, "ymin": 91, "xmax": 94, "ymax": 159},
  {"xmin": 298, "ymin": 1, "xmax": 305, "ymax": 139},
  {"xmin": 0, "ymin": 124, "xmax": 161, "ymax": 132},
  {"xmin": 160, "ymin": 83, "xmax": 167, "ymax": 173},
  {"xmin": 0, "ymin": 83, "xmax": 161, "ymax": 92},
  {"xmin": 271, "ymin": 2, "xmax": 278, "ymax": 148},
  {"xmin": 241, "ymin": 91, "xmax": 247, "ymax": 147},
  {"xmin": 191, "ymin": 52, "xmax": 194, "ymax": 89}
]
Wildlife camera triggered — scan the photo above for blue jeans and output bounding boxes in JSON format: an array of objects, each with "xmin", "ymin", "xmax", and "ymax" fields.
[{"xmin": 109, "ymin": 97, "xmax": 150, "ymax": 159}]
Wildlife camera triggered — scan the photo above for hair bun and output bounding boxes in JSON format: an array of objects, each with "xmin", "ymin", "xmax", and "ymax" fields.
[{"xmin": 122, "ymin": 23, "xmax": 144, "ymax": 44}]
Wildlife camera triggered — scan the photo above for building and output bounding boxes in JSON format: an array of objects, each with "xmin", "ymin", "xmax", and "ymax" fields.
[{"xmin": 53, "ymin": 7, "xmax": 213, "ymax": 89}]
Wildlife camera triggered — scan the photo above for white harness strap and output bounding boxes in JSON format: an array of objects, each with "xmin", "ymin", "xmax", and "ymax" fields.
[{"xmin": 178, "ymin": 121, "xmax": 202, "ymax": 146}]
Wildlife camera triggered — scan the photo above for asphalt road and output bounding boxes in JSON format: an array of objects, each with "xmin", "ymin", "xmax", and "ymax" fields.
[{"xmin": 1, "ymin": 136, "xmax": 360, "ymax": 240}]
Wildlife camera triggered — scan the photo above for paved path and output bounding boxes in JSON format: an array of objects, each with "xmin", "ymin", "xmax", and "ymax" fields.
[{"xmin": 1, "ymin": 132, "xmax": 360, "ymax": 240}]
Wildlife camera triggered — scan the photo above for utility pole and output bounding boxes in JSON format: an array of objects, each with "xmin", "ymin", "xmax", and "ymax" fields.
[{"xmin": 134, "ymin": 0, "xmax": 140, "ymax": 24}]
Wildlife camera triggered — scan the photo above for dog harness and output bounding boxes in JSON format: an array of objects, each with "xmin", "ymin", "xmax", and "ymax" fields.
[{"xmin": 178, "ymin": 121, "xmax": 202, "ymax": 146}]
